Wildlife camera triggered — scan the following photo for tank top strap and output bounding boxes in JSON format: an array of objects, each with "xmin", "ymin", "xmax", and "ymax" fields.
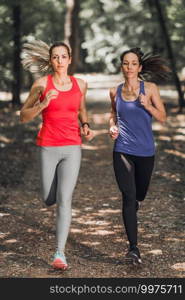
[
  {"xmin": 118, "ymin": 83, "xmax": 123, "ymax": 90},
  {"xmin": 70, "ymin": 76, "xmax": 82, "ymax": 95},
  {"xmin": 115, "ymin": 83, "xmax": 123, "ymax": 103},
  {"xmin": 44, "ymin": 75, "xmax": 82, "ymax": 95},
  {"xmin": 39, "ymin": 75, "xmax": 51, "ymax": 101},
  {"xmin": 47, "ymin": 74, "xmax": 54, "ymax": 88},
  {"xmin": 117, "ymin": 83, "xmax": 123, "ymax": 95},
  {"xmin": 70, "ymin": 76, "xmax": 77, "ymax": 88},
  {"xmin": 42, "ymin": 74, "xmax": 54, "ymax": 91},
  {"xmin": 139, "ymin": 81, "xmax": 145, "ymax": 95}
]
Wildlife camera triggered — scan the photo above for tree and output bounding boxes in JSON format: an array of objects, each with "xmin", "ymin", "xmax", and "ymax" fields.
[
  {"xmin": 64, "ymin": 0, "xmax": 81, "ymax": 74},
  {"xmin": 12, "ymin": 3, "xmax": 21, "ymax": 106},
  {"xmin": 1, "ymin": 0, "xmax": 185, "ymax": 99},
  {"xmin": 151, "ymin": 0, "xmax": 185, "ymax": 111},
  {"xmin": 0, "ymin": 0, "xmax": 66, "ymax": 104}
]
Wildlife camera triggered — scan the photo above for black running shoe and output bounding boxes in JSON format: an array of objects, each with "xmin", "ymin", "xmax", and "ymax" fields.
[{"xmin": 125, "ymin": 246, "xmax": 142, "ymax": 265}]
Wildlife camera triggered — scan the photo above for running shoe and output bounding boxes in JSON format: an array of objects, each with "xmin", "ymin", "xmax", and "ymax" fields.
[
  {"xmin": 52, "ymin": 251, "xmax": 68, "ymax": 270},
  {"xmin": 125, "ymin": 246, "xmax": 142, "ymax": 265}
]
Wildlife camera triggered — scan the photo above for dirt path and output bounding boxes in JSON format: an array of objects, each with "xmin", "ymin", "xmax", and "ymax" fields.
[{"xmin": 0, "ymin": 78, "xmax": 185, "ymax": 278}]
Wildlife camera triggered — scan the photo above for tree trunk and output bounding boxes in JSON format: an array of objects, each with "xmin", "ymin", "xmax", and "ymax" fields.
[
  {"xmin": 12, "ymin": 4, "xmax": 21, "ymax": 107},
  {"xmin": 153, "ymin": 0, "xmax": 185, "ymax": 111},
  {"xmin": 146, "ymin": 0, "xmax": 165, "ymax": 54},
  {"xmin": 64, "ymin": 0, "xmax": 80, "ymax": 75}
]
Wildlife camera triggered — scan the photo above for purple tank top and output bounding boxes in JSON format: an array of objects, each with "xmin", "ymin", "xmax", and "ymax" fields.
[{"xmin": 114, "ymin": 81, "xmax": 155, "ymax": 156}]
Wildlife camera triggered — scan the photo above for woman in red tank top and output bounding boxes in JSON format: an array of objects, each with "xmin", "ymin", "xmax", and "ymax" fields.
[
  {"xmin": 20, "ymin": 41, "xmax": 92, "ymax": 141},
  {"xmin": 20, "ymin": 41, "xmax": 93, "ymax": 270}
]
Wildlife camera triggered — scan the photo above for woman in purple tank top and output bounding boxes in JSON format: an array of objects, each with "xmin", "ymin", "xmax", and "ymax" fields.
[{"xmin": 109, "ymin": 47, "xmax": 170, "ymax": 264}]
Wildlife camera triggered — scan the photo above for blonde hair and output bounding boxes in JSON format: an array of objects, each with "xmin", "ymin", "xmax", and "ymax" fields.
[
  {"xmin": 21, "ymin": 40, "xmax": 71, "ymax": 75},
  {"xmin": 21, "ymin": 40, "xmax": 51, "ymax": 74}
]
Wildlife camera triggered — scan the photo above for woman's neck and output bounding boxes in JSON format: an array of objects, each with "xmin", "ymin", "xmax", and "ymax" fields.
[
  {"xmin": 53, "ymin": 72, "xmax": 70, "ymax": 85},
  {"xmin": 124, "ymin": 78, "xmax": 140, "ymax": 91}
]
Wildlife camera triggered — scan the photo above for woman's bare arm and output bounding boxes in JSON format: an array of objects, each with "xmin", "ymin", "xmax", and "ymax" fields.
[
  {"xmin": 140, "ymin": 82, "xmax": 167, "ymax": 123},
  {"xmin": 20, "ymin": 77, "xmax": 47, "ymax": 123}
]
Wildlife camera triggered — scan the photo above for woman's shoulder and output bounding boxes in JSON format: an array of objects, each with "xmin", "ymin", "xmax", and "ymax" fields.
[
  {"xmin": 110, "ymin": 86, "xmax": 117, "ymax": 94},
  {"xmin": 143, "ymin": 81, "xmax": 160, "ymax": 98},
  {"xmin": 109, "ymin": 87, "xmax": 118, "ymax": 102},
  {"xmin": 32, "ymin": 75, "xmax": 48, "ymax": 88},
  {"xmin": 30, "ymin": 75, "xmax": 48, "ymax": 94},
  {"xmin": 144, "ymin": 81, "xmax": 158, "ymax": 89},
  {"xmin": 74, "ymin": 77, "xmax": 87, "ymax": 93},
  {"xmin": 75, "ymin": 77, "xmax": 87, "ymax": 86},
  {"xmin": 109, "ymin": 83, "xmax": 122, "ymax": 97}
]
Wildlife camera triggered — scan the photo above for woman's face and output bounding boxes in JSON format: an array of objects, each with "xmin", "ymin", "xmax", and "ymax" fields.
[
  {"xmin": 121, "ymin": 52, "xmax": 142, "ymax": 79},
  {"xmin": 50, "ymin": 46, "xmax": 71, "ymax": 73}
]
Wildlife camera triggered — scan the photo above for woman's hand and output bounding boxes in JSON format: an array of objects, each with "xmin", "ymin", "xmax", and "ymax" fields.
[
  {"xmin": 140, "ymin": 83, "xmax": 167, "ymax": 123},
  {"xmin": 81, "ymin": 125, "xmax": 94, "ymax": 141},
  {"xmin": 109, "ymin": 125, "xmax": 119, "ymax": 140},
  {"xmin": 42, "ymin": 89, "xmax": 59, "ymax": 108},
  {"xmin": 139, "ymin": 93, "xmax": 152, "ymax": 110}
]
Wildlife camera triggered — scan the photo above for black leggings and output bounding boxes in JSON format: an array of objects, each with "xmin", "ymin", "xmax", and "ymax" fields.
[{"xmin": 113, "ymin": 151, "xmax": 155, "ymax": 248}]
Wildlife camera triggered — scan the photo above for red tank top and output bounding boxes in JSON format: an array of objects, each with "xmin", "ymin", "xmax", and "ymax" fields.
[{"xmin": 36, "ymin": 75, "xmax": 82, "ymax": 146}]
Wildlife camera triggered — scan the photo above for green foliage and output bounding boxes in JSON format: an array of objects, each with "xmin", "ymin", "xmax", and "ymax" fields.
[
  {"xmin": 165, "ymin": 0, "xmax": 185, "ymax": 70},
  {"xmin": 0, "ymin": 0, "xmax": 66, "ymax": 90},
  {"xmin": 0, "ymin": 4, "xmax": 14, "ymax": 90},
  {"xmin": 80, "ymin": 0, "xmax": 185, "ymax": 73},
  {"xmin": 0, "ymin": 0, "xmax": 185, "ymax": 90}
]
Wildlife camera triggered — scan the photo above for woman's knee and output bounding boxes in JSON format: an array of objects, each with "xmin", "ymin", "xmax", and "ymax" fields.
[
  {"xmin": 136, "ymin": 189, "xmax": 147, "ymax": 201},
  {"xmin": 41, "ymin": 187, "xmax": 56, "ymax": 206},
  {"xmin": 122, "ymin": 191, "xmax": 136, "ymax": 207}
]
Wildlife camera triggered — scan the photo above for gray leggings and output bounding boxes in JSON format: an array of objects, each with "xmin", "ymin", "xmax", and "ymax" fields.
[{"xmin": 39, "ymin": 145, "xmax": 81, "ymax": 252}]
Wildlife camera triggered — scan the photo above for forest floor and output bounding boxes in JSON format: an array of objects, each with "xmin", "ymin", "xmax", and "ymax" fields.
[{"xmin": 0, "ymin": 74, "xmax": 185, "ymax": 279}]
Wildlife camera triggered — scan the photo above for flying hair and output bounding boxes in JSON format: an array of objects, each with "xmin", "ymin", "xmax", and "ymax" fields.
[
  {"xmin": 21, "ymin": 40, "xmax": 51, "ymax": 74},
  {"xmin": 21, "ymin": 40, "xmax": 71, "ymax": 75},
  {"xmin": 120, "ymin": 47, "xmax": 171, "ymax": 82}
]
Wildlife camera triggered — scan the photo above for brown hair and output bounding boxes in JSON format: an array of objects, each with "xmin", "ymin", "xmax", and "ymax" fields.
[
  {"xmin": 49, "ymin": 42, "xmax": 71, "ymax": 59},
  {"xmin": 120, "ymin": 47, "xmax": 171, "ymax": 81}
]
